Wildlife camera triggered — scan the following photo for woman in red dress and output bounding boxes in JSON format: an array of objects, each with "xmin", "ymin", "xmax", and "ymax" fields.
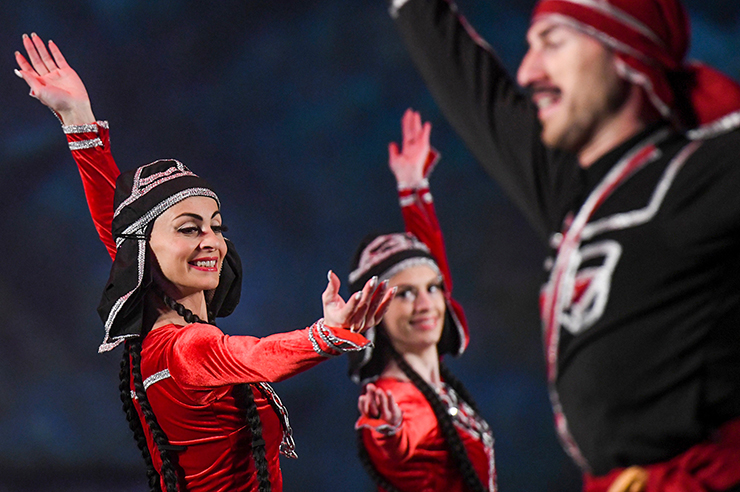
[
  {"xmin": 15, "ymin": 33, "xmax": 394, "ymax": 492},
  {"xmin": 348, "ymin": 110, "xmax": 497, "ymax": 491}
]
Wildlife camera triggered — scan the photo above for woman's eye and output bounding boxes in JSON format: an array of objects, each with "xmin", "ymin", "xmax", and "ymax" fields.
[
  {"xmin": 428, "ymin": 284, "xmax": 442, "ymax": 294},
  {"xmin": 212, "ymin": 224, "xmax": 228, "ymax": 234},
  {"xmin": 396, "ymin": 289, "xmax": 417, "ymax": 302},
  {"xmin": 178, "ymin": 226, "xmax": 199, "ymax": 235}
]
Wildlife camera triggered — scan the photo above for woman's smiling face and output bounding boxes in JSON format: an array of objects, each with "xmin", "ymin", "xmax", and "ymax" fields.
[
  {"xmin": 148, "ymin": 196, "xmax": 227, "ymax": 298},
  {"xmin": 382, "ymin": 264, "xmax": 446, "ymax": 355}
]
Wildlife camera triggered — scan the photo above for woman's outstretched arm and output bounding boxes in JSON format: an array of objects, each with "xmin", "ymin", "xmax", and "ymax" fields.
[{"xmin": 15, "ymin": 33, "xmax": 119, "ymax": 259}]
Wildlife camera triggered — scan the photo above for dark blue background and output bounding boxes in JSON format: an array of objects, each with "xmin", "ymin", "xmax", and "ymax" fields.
[{"xmin": 1, "ymin": 1, "xmax": 739, "ymax": 490}]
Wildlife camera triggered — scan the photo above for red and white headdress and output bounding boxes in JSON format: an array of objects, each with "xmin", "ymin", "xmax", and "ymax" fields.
[{"xmin": 532, "ymin": 0, "xmax": 740, "ymax": 138}]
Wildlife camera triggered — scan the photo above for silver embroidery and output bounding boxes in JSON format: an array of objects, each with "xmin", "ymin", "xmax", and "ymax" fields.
[
  {"xmin": 69, "ymin": 138, "xmax": 103, "ymax": 151},
  {"xmin": 350, "ymin": 233, "xmax": 433, "ymax": 284},
  {"xmin": 113, "ymin": 160, "xmax": 216, "ymax": 219},
  {"xmin": 545, "ymin": 0, "xmax": 664, "ymax": 47},
  {"xmin": 379, "ymin": 257, "xmax": 440, "ymax": 284},
  {"xmin": 309, "ymin": 319, "xmax": 333, "ymax": 357},
  {"xmin": 438, "ymin": 385, "xmax": 497, "ymax": 491},
  {"xmin": 318, "ymin": 321, "xmax": 368, "ymax": 353},
  {"xmin": 399, "ymin": 195, "xmax": 415, "ymax": 207},
  {"xmin": 688, "ymin": 109, "xmax": 740, "ymax": 140},
  {"xmin": 99, "ymin": 237, "xmax": 147, "ymax": 352},
  {"xmin": 143, "ymin": 369, "xmax": 171, "ymax": 390},
  {"xmin": 63, "ymin": 123, "xmax": 99, "ymax": 134},
  {"xmin": 255, "ymin": 382, "xmax": 298, "ymax": 459},
  {"xmin": 114, "ymin": 188, "xmax": 219, "ymax": 249}
]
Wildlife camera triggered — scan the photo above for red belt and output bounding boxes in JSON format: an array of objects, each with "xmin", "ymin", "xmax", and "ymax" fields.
[{"xmin": 583, "ymin": 418, "xmax": 740, "ymax": 492}]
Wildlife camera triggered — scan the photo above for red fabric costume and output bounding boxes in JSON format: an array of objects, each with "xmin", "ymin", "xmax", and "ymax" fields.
[
  {"xmin": 356, "ymin": 182, "xmax": 495, "ymax": 491},
  {"xmin": 65, "ymin": 122, "xmax": 370, "ymax": 491}
]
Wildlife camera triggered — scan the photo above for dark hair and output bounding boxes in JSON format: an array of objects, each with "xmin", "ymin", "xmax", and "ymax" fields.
[
  {"xmin": 357, "ymin": 331, "xmax": 486, "ymax": 492},
  {"xmin": 119, "ymin": 294, "xmax": 271, "ymax": 491}
]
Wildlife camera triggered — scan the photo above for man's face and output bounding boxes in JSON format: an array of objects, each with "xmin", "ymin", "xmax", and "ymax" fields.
[{"xmin": 517, "ymin": 20, "xmax": 629, "ymax": 153}]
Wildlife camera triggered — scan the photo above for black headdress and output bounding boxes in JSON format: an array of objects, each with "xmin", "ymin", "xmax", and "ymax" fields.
[{"xmin": 97, "ymin": 159, "xmax": 242, "ymax": 352}]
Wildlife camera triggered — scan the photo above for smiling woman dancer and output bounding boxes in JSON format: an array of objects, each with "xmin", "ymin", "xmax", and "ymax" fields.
[
  {"xmin": 348, "ymin": 109, "xmax": 496, "ymax": 492},
  {"xmin": 15, "ymin": 33, "xmax": 393, "ymax": 492}
]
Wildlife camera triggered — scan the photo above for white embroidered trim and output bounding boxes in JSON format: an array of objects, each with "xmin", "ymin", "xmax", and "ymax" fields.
[
  {"xmin": 396, "ymin": 178, "xmax": 430, "ymax": 192},
  {"xmin": 113, "ymin": 160, "xmax": 213, "ymax": 219},
  {"xmin": 69, "ymin": 138, "xmax": 103, "ymax": 151},
  {"xmin": 349, "ymin": 233, "xmax": 432, "ymax": 284},
  {"xmin": 438, "ymin": 385, "xmax": 496, "ymax": 491},
  {"xmin": 62, "ymin": 120, "xmax": 109, "ymax": 134},
  {"xmin": 379, "ymin": 257, "xmax": 440, "ymax": 283},
  {"xmin": 687, "ymin": 109, "xmax": 740, "ymax": 140},
  {"xmin": 399, "ymin": 195, "xmax": 415, "ymax": 207},
  {"xmin": 309, "ymin": 319, "xmax": 333, "ymax": 357},
  {"xmin": 143, "ymin": 369, "xmax": 172, "ymax": 390},
  {"xmin": 547, "ymin": 0, "xmax": 664, "ymax": 47},
  {"xmin": 99, "ymin": 236, "xmax": 147, "ymax": 353},
  {"xmin": 308, "ymin": 319, "xmax": 369, "ymax": 357},
  {"xmin": 114, "ymin": 188, "xmax": 218, "ymax": 248},
  {"xmin": 256, "ymin": 382, "xmax": 298, "ymax": 459},
  {"xmin": 581, "ymin": 140, "xmax": 701, "ymax": 240}
]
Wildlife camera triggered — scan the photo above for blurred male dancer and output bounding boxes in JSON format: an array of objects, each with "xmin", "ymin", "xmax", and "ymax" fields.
[{"xmin": 385, "ymin": 0, "xmax": 740, "ymax": 490}]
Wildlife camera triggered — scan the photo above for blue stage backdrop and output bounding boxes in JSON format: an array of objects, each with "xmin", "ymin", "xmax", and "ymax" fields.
[{"xmin": 1, "ymin": 1, "xmax": 739, "ymax": 490}]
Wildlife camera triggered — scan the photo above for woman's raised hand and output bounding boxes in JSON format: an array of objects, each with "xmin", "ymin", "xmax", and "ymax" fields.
[
  {"xmin": 322, "ymin": 271, "xmax": 395, "ymax": 334},
  {"xmin": 388, "ymin": 108, "xmax": 432, "ymax": 188},
  {"xmin": 358, "ymin": 383, "xmax": 403, "ymax": 427},
  {"xmin": 14, "ymin": 33, "xmax": 95, "ymax": 125}
]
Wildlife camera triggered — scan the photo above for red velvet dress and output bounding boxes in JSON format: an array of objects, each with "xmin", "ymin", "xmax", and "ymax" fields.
[
  {"xmin": 357, "ymin": 378, "xmax": 495, "ymax": 492},
  {"xmin": 356, "ymin": 181, "xmax": 495, "ymax": 491},
  {"xmin": 64, "ymin": 122, "xmax": 370, "ymax": 491}
]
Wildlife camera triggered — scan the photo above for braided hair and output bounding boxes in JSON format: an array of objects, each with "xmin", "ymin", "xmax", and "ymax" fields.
[
  {"xmin": 120, "ymin": 293, "xmax": 271, "ymax": 491},
  {"xmin": 357, "ymin": 333, "xmax": 486, "ymax": 492}
]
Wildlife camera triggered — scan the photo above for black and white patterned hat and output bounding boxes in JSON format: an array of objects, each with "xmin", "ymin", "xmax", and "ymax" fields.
[
  {"xmin": 347, "ymin": 232, "xmax": 468, "ymax": 384},
  {"xmin": 96, "ymin": 159, "xmax": 241, "ymax": 352}
]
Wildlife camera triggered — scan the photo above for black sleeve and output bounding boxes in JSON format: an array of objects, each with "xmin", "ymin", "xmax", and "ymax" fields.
[{"xmin": 391, "ymin": 0, "xmax": 576, "ymax": 238}]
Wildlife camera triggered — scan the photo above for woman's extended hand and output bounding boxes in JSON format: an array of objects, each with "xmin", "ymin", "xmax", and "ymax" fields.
[
  {"xmin": 388, "ymin": 108, "xmax": 432, "ymax": 188},
  {"xmin": 14, "ymin": 33, "xmax": 95, "ymax": 125},
  {"xmin": 322, "ymin": 271, "xmax": 395, "ymax": 333},
  {"xmin": 358, "ymin": 383, "xmax": 403, "ymax": 427}
]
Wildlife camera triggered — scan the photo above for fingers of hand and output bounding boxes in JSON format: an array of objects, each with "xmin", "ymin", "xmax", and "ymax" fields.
[
  {"xmin": 23, "ymin": 33, "xmax": 49, "ymax": 75},
  {"xmin": 14, "ymin": 51, "xmax": 33, "ymax": 73},
  {"xmin": 47, "ymin": 39, "xmax": 70, "ymax": 69},
  {"xmin": 348, "ymin": 277, "xmax": 377, "ymax": 332},
  {"xmin": 384, "ymin": 391, "xmax": 402, "ymax": 426},
  {"xmin": 370, "ymin": 286, "xmax": 396, "ymax": 327},
  {"xmin": 365, "ymin": 388, "xmax": 381, "ymax": 418},
  {"xmin": 322, "ymin": 270, "xmax": 339, "ymax": 303},
  {"xmin": 374, "ymin": 389, "xmax": 389, "ymax": 419},
  {"xmin": 30, "ymin": 33, "xmax": 58, "ymax": 73},
  {"xmin": 364, "ymin": 280, "xmax": 390, "ymax": 327},
  {"xmin": 388, "ymin": 142, "xmax": 400, "ymax": 163}
]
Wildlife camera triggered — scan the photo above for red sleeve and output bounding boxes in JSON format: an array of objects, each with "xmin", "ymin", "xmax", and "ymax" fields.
[
  {"xmin": 399, "ymin": 184, "xmax": 453, "ymax": 292},
  {"xmin": 169, "ymin": 320, "xmax": 371, "ymax": 391},
  {"xmin": 356, "ymin": 381, "xmax": 437, "ymax": 463},
  {"xmin": 64, "ymin": 121, "xmax": 119, "ymax": 261},
  {"xmin": 398, "ymin": 152, "xmax": 470, "ymax": 345}
]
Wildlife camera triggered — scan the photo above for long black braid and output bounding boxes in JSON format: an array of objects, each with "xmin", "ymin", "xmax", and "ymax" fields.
[
  {"xmin": 357, "ymin": 339, "xmax": 486, "ymax": 492},
  {"xmin": 162, "ymin": 293, "xmax": 271, "ymax": 490},
  {"xmin": 129, "ymin": 336, "xmax": 181, "ymax": 492},
  {"xmin": 120, "ymin": 342, "xmax": 163, "ymax": 492},
  {"xmin": 234, "ymin": 384, "xmax": 272, "ymax": 492},
  {"xmin": 120, "ymin": 292, "xmax": 271, "ymax": 491}
]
